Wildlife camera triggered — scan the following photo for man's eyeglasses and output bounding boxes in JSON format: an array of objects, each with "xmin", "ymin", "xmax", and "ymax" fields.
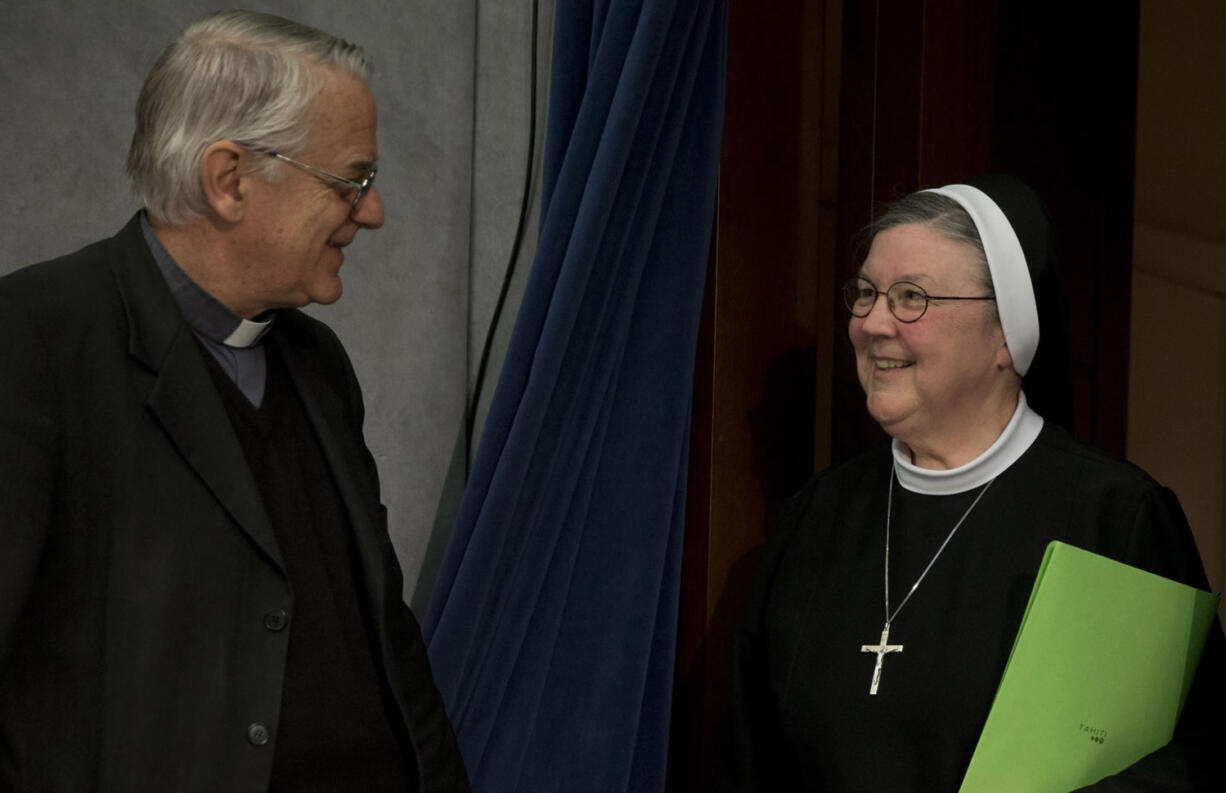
[
  {"xmin": 249, "ymin": 147, "xmax": 377, "ymax": 214},
  {"xmin": 842, "ymin": 276, "xmax": 995, "ymax": 323}
]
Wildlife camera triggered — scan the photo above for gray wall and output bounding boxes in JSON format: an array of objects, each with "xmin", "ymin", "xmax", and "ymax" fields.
[
  {"xmin": 411, "ymin": 0, "xmax": 553, "ymax": 611},
  {"xmin": 0, "ymin": 0, "xmax": 549, "ymax": 602}
]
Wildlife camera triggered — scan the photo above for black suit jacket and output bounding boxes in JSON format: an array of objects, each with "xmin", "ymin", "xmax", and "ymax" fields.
[{"xmin": 0, "ymin": 215, "xmax": 469, "ymax": 792}]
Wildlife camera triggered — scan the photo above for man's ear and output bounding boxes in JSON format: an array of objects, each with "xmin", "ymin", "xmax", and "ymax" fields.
[{"xmin": 200, "ymin": 141, "xmax": 250, "ymax": 222}]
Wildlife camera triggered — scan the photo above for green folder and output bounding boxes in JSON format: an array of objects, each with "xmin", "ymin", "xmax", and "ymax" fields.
[{"xmin": 959, "ymin": 541, "xmax": 1219, "ymax": 793}]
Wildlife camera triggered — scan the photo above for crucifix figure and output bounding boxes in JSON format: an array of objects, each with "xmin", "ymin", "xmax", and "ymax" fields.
[{"xmin": 860, "ymin": 622, "xmax": 903, "ymax": 695}]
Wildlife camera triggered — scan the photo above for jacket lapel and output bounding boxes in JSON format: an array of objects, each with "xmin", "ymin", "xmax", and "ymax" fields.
[
  {"xmin": 272, "ymin": 323, "xmax": 390, "ymax": 600},
  {"xmin": 108, "ymin": 215, "xmax": 284, "ymax": 572}
]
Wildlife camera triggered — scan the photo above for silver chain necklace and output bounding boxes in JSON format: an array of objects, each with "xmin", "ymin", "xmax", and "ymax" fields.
[{"xmin": 859, "ymin": 470, "xmax": 995, "ymax": 695}]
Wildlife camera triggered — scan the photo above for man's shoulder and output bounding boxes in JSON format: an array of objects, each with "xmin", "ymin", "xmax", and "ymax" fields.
[
  {"xmin": 0, "ymin": 216, "xmax": 144, "ymax": 306},
  {"xmin": 0, "ymin": 244, "xmax": 120, "ymax": 346},
  {"xmin": 0, "ymin": 216, "xmax": 156, "ymax": 353},
  {"xmin": 1, "ymin": 237, "xmax": 112, "ymax": 297}
]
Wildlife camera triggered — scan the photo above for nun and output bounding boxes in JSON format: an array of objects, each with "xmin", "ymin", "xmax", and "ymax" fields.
[{"xmin": 728, "ymin": 175, "xmax": 1222, "ymax": 791}]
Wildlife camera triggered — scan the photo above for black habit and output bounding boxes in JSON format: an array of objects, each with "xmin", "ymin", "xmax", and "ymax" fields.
[{"xmin": 730, "ymin": 421, "xmax": 1223, "ymax": 791}]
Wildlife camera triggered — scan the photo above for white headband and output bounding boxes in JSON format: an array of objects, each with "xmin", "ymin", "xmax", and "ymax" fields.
[{"xmin": 924, "ymin": 184, "xmax": 1040, "ymax": 376}]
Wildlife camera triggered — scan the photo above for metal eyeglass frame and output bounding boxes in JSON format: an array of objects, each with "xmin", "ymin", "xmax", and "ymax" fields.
[
  {"xmin": 843, "ymin": 276, "xmax": 995, "ymax": 323},
  {"xmin": 252, "ymin": 147, "xmax": 377, "ymax": 214}
]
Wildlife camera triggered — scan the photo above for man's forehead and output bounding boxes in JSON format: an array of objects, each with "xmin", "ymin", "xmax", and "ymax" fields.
[{"xmin": 301, "ymin": 68, "xmax": 379, "ymax": 165}]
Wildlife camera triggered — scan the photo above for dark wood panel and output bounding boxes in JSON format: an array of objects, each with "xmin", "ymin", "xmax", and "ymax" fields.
[
  {"xmin": 831, "ymin": 0, "xmax": 1138, "ymax": 461},
  {"xmin": 987, "ymin": 0, "xmax": 1139, "ymax": 452},
  {"xmin": 669, "ymin": 1, "xmax": 835, "ymax": 789}
]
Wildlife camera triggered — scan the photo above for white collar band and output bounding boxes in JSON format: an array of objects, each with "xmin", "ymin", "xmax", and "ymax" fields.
[
  {"xmin": 223, "ymin": 317, "xmax": 272, "ymax": 348},
  {"xmin": 924, "ymin": 184, "xmax": 1040, "ymax": 376},
  {"xmin": 893, "ymin": 391, "xmax": 1044, "ymax": 495}
]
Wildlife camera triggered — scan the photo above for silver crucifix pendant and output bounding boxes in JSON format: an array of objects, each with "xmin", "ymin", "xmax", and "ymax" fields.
[{"xmin": 860, "ymin": 622, "xmax": 903, "ymax": 695}]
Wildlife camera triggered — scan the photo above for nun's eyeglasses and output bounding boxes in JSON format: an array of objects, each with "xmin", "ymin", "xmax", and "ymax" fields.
[{"xmin": 842, "ymin": 277, "xmax": 995, "ymax": 323}]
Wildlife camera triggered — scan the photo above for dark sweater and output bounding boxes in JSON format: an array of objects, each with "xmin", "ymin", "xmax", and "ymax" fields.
[{"xmin": 206, "ymin": 342, "xmax": 416, "ymax": 792}]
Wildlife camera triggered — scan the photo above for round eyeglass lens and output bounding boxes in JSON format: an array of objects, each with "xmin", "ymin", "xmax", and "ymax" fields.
[
  {"xmin": 843, "ymin": 278, "xmax": 877, "ymax": 316},
  {"xmin": 885, "ymin": 282, "xmax": 930, "ymax": 322}
]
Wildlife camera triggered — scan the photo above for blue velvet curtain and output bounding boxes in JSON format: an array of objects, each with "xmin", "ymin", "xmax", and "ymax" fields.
[{"xmin": 423, "ymin": 1, "xmax": 726, "ymax": 790}]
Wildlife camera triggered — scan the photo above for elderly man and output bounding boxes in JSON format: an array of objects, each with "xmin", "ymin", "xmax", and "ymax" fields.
[{"xmin": 0, "ymin": 10, "xmax": 468, "ymax": 793}]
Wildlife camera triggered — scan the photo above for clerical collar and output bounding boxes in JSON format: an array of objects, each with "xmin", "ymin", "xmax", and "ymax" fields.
[
  {"xmin": 139, "ymin": 212, "xmax": 274, "ymax": 348},
  {"xmin": 892, "ymin": 392, "xmax": 1044, "ymax": 495}
]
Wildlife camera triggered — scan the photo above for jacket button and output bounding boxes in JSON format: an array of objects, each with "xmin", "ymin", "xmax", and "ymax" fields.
[
  {"xmin": 263, "ymin": 609, "xmax": 288, "ymax": 631},
  {"xmin": 247, "ymin": 722, "xmax": 270, "ymax": 746}
]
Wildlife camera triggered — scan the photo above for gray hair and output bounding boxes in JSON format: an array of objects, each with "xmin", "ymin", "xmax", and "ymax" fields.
[
  {"xmin": 126, "ymin": 10, "xmax": 373, "ymax": 226},
  {"xmin": 871, "ymin": 192, "xmax": 994, "ymax": 297}
]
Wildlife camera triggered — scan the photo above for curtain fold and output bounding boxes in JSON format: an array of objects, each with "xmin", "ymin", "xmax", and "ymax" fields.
[{"xmin": 424, "ymin": 1, "xmax": 726, "ymax": 789}]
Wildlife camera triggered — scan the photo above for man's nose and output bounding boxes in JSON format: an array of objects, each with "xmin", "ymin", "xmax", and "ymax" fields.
[{"xmin": 354, "ymin": 185, "xmax": 385, "ymax": 229}]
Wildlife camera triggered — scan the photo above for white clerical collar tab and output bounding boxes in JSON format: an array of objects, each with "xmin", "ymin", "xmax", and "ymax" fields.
[
  {"xmin": 893, "ymin": 392, "xmax": 1044, "ymax": 495},
  {"xmin": 223, "ymin": 318, "xmax": 271, "ymax": 348}
]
